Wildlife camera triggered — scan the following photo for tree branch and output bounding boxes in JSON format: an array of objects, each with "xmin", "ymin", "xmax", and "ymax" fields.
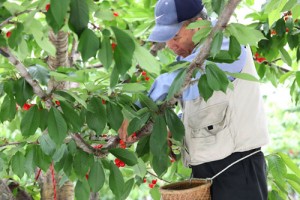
[
  {"xmin": 0, "ymin": 10, "xmax": 32, "ymax": 28},
  {"xmin": 0, "ymin": 141, "xmax": 38, "ymax": 148},
  {"xmin": 0, "ymin": 47, "xmax": 49, "ymax": 100}
]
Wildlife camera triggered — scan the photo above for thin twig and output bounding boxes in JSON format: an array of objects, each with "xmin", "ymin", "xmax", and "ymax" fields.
[
  {"xmin": 0, "ymin": 141, "xmax": 38, "ymax": 148},
  {"xmin": 0, "ymin": 10, "xmax": 32, "ymax": 28},
  {"xmin": 147, "ymin": 171, "xmax": 172, "ymax": 184}
]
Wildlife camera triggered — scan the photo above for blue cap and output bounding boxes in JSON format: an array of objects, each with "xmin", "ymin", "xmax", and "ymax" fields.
[{"xmin": 148, "ymin": 0, "xmax": 204, "ymax": 42}]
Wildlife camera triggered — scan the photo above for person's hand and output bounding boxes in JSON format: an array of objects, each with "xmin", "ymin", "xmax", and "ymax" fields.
[{"xmin": 118, "ymin": 119, "xmax": 135, "ymax": 142}]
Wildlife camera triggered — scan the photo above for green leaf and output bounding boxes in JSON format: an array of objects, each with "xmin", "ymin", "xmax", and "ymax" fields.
[
  {"xmin": 267, "ymin": 154, "xmax": 287, "ymax": 183},
  {"xmin": 296, "ymin": 71, "xmax": 300, "ymax": 88},
  {"xmin": 73, "ymin": 150, "xmax": 94, "ymax": 178},
  {"xmin": 136, "ymin": 135, "xmax": 150, "ymax": 158},
  {"xmin": 78, "ymin": 28, "xmax": 100, "ymax": 62},
  {"xmin": 132, "ymin": 158, "xmax": 147, "ymax": 178},
  {"xmin": 121, "ymin": 178, "xmax": 134, "ymax": 200},
  {"xmin": 8, "ymin": 23, "xmax": 24, "ymax": 49},
  {"xmin": 50, "ymin": 0, "xmax": 70, "ymax": 29},
  {"xmin": 133, "ymin": 42, "xmax": 160, "ymax": 75},
  {"xmin": 27, "ymin": 19, "xmax": 56, "ymax": 56},
  {"xmin": 166, "ymin": 69, "xmax": 187, "ymax": 101},
  {"xmin": 269, "ymin": 190, "xmax": 285, "ymax": 200},
  {"xmin": 226, "ymin": 23, "xmax": 265, "ymax": 46},
  {"xmin": 109, "ymin": 148, "xmax": 138, "ymax": 166},
  {"xmin": 150, "ymin": 115, "xmax": 168, "ymax": 157},
  {"xmin": 187, "ymin": 20, "xmax": 212, "ymax": 29},
  {"xmin": 110, "ymin": 67, "xmax": 119, "ymax": 89},
  {"xmin": 45, "ymin": 5, "xmax": 62, "ymax": 33},
  {"xmin": 279, "ymin": 48, "xmax": 292, "ymax": 67},
  {"xmin": 60, "ymin": 101, "xmax": 82, "ymax": 132},
  {"xmin": 165, "ymin": 108, "xmax": 185, "ymax": 141},
  {"xmin": 211, "ymin": 0, "xmax": 225, "ymax": 15},
  {"xmin": 14, "ymin": 78, "xmax": 34, "ymax": 106},
  {"xmin": 150, "ymin": 187, "xmax": 161, "ymax": 200},
  {"xmin": 39, "ymin": 109, "xmax": 48, "ymax": 131},
  {"xmin": 0, "ymin": 95, "xmax": 16, "ymax": 122},
  {"xmin": 228, "ymin": 36, "xmax": 241, "ymax": 59},
  {"xmin": 106, "ymin": 102, "xmax": 123, "ymax": 131},
  {"xmin": 88, "ymin": 160, "xmax": 105, "ymax": 192},
  {"xmin": 278, "ymin": 153, "xmax": 300, "ymax": 176},
  {"xmin": 11, "ymin": 151, "xmax": 26, "ymax": 178},
  {"xmin": 152, "ymin": 153, "xmax": 169, "ymax": 177},
  {"xmin": 109, "ymin": 161, "xmax": 125, "ymax": 199},
  {"xmin": 206, "ymin": 63, "xmax": 229, "ymax": 93},
  {"xmin": 111, "ymin": 27, "xmax": 135, "ymax": 75},
  {"xmin": 285, "ymin": 174, "xmax": 300, "ymax": 185},
  {"xmin": 24, "ymin": 147, "xmax": 35, "ymax": 176},
  {"xmin": 138, "ymin": 93, "xmax": 159, "ymax": 112},
  {"xmin": 53, "ymin": 144, "xmax": 68, "ymax": 162},
  {"xmin": 33, "ymin": 145, "xmax": 52, "ymax": 171},
  {"xmin": 38, "ymin": 134, "xmax": 56, "ymax": 156},
  {"xmin": 225, "ymin": 72, "xmax": 260, "ymax": 82},
  {"xmin": 287, "ymin": 179, "xmax": 300, "ymax": 194},
  {"xmin": 69, "ymin": 0, "xmax": 89, "ymax": 35},
  {"xmin": 122, "ymin": 83, "xmax": 147, "ymax": 93},
  {"xmin": 210, "ymin": 31, "xmax": 223, "ymax": 58},
  {"xmin": 198, "ymin": 74, "xmax": 213, "ymax": 101},
  {"xmin": 192, "ymin": 26, "xmax": 212, "ymax": 44},
  {"xmin": 98, "ymin": 32, "xmax": 113, "ymax": 69},
  {"xmin": 20, "ymin": 105, "xmax": 40, "ymax": 137},
  {"xmin": 28, "ymin": 65, "xmax": 50, "ymax": 85},
  {"xmin": 63, "ymin": 154, "xmax": 73, "ymax": 177},
  {"xmin": 75, "ymin": 179, "xmax": 90, "ymax": 200},
  {"xmin": 47, "ymin": 107, "xmax": 68, "ymax": 145},
  {"xmin": 86, "ymin": 97, "xmax": 107, "ymax": 135},
  {"xmin": 127, "ymin": 113, "xmax": 150, "ymax": 136}
]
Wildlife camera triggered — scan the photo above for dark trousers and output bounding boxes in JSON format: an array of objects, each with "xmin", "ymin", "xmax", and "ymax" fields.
[{"xmin": 192, "ymin": 148, "xmax": 268, "ymax": 200}]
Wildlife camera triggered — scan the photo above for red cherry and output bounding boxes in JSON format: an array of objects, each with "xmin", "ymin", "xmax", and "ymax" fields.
[
  {"xmin": 271, "ymin": 29, "xmax": 277, "ymax": 36},
  {"xmin": 111, "ymin": 43, "xmax": 117, "ymax": 51},
  {"xmin": 149, "ymin": 183, "xmax": 155, "ymax": 189},
  {"xmin": 45, "ymin": 3, "xmax": 50, "ymax": 11},
  {"xmin": 55, "ymin": 100, "xmax": 60, "ymax": 106},
  {"xmin": 23, "ymin": 103, "xmax": 31, "ymax": 111},
  {"xmin": 141, "ymin": 71, "xmax": 147, "ymax": 76},
  {"xmin": 284, "ymin": 16, "xmax": 289, "ymax": 21},
  {"xmin": 145, "ymin": 76, "xmax": 150, "ymax": 81},
  {"xmin": 113, "ymin": 12, "xmax": 119, "ymax": 17},
  {"xmin": 119, "ymin": 161, "xmax": 125, "ymax": 167},
  {"xmin": 256, "ymin": 57, "xmax": 266, "ymax": 63},
  {"xmin": 6, "ymin": 31, "xmax": 11, "ymax": 38},
  {"xmin": 102, "ymin": 99, "xmax": 106, "ymax": 104},
  {"xmin": 114, "ymin": 158, "xmax": 121, "ymax": 165},
  {"xmin": 152, "ymin": 179, "xmax": 157, "ymax": 184},
  {"xmin": 143, "ymin": 178, "xmax": 147, "ymax": 183},
  {"xmin": 93, "ymin": 144, "xmax": 103, "ymax": 149},
  {"xmin": 286, "ymin": 28, "xmax": 289, "ymax": 33}
]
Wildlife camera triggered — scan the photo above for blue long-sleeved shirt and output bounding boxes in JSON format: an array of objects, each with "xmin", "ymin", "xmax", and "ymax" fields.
[{"xmin": 148, "ymin": 37, "xmax": 247, "ymax": 102}]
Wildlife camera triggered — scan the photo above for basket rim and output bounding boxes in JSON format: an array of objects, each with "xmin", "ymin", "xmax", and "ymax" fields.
[{"xmin": 159, "ymin": 179, "xmax": 212, "ymax": 195}]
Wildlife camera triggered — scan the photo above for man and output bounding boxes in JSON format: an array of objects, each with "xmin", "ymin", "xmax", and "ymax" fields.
[{"xmin": 121, "ymin": 0, "xmax": 269, "ymax": 199}]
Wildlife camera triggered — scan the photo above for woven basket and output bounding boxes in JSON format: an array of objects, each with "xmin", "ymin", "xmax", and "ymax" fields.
[{"xmin": 160, "ymin": 179, "xmax": 212, "ymax": 200}]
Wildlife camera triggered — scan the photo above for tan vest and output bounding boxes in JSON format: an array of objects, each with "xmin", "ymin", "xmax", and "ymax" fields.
[{"xmin": 182, "ymin": 46, "xmax": 269, "ymax": 167}]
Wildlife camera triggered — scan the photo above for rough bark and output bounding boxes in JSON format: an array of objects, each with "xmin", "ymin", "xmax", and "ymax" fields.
[{"xmin": 0, "ymin": 179, "xmax": 15, "ymax": 200}]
